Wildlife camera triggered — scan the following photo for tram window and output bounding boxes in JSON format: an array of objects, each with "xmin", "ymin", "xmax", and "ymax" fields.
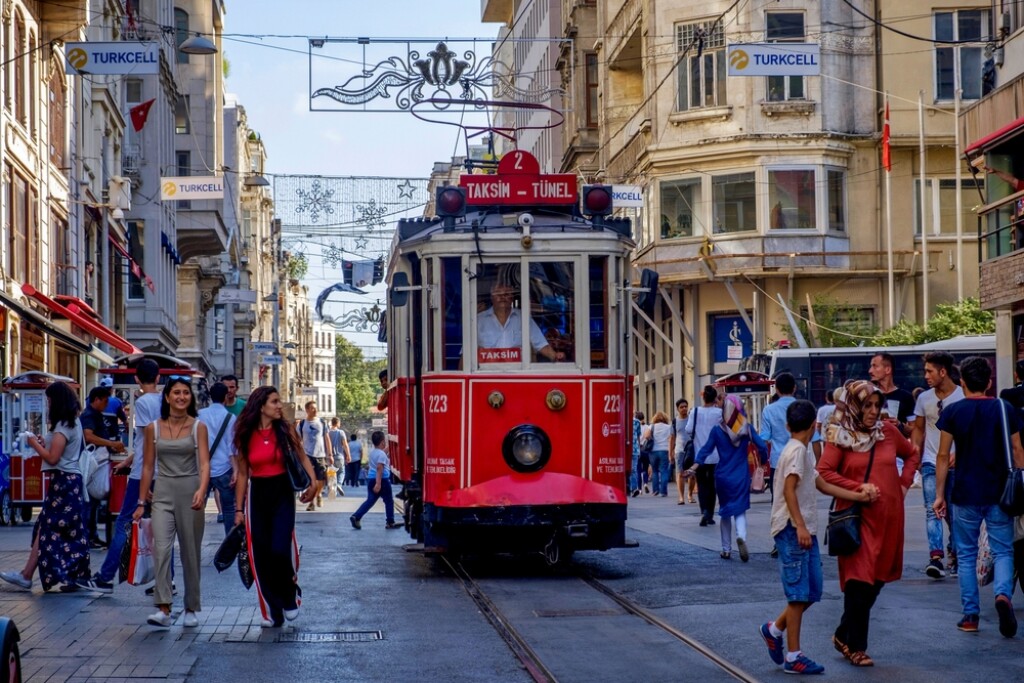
[
  {"xmin": 441, "ymin": 257, "xmax": 463, "ymax": 370},
  {"xmin": 528, "ymin": 261, "xmax": 575, "ymax": 364},
  {"xmin": 589, "ymin": 256, "xmax": 608, "ymax": 368}
]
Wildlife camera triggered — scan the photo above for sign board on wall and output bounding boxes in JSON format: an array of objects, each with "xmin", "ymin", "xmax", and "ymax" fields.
[
  {"xmin": 710, "ymin": 314, "xmax": 753, "ymax": 364},
  {"xmin": 217, "ymin": 288, "xmax": 258, "ymax": 305},
  {"xmin": 160, "ymin": 177, "xmax": 225, "ymax": 201},
  {"xmin": 611, "ymin": 186, "xmax": 644, "ymax": 208},
  {"xmin": 727, "ymin": 43, "xmax": 821, "ymax": 77},
  {"xmin": 65, "ymin": 42, "xmax": 159, "ymax": 75}
]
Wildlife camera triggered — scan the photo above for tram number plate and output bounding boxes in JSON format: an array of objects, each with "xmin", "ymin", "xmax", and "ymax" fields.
[{"xmin": 603, "ymin": 394, "xmax": 621, "ymax": 413}]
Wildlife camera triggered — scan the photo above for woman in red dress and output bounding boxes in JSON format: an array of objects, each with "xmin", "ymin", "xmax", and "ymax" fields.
[
  {"xmin": 818, "ymin": 380, "xmax": 919, "ymax": 667},
  {"xmin": 232, "ymin": 387, "xmax": 316, "ymax": 627}
]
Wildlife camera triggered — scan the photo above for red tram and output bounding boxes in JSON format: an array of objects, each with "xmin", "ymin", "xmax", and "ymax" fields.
[{"xmin": 383, "ymin": 151, "xmax": 635, "ymax": 561}]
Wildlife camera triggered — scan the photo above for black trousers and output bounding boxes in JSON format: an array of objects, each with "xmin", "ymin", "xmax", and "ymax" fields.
[
  {"xmin": 248, "ymin": 474, "xmax": 299, "ymax": 624},
  {"xmin": 835, "ymin": 580, "xmax": 885, "ymax": 653},
  {"xmin": 344, "ymin": 461, "xmax": 362, "ymax": 487},
  {"xmin": 696, "ymin": 464, "xmax": 717, "ymax": 520}
]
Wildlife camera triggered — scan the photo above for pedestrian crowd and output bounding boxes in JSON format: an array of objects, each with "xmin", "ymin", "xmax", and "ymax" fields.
[
  {"xmin": 0, "ymin": 361, "xmax": 387, "ymax": 631},
  {"xmin": 636, "ymin": 350, "xmax": 1024, "ymax": 674}
]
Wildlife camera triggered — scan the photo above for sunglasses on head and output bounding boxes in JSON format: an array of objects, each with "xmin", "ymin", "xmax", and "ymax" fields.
[{"xmin": 166, "ymin": 375, "xmax": 192, "ymax": 382}]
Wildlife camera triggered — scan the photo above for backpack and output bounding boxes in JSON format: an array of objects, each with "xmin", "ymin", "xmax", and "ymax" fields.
[{"xmin": 80, "ymin": 445, "xmax": 111, "ymax": 501}]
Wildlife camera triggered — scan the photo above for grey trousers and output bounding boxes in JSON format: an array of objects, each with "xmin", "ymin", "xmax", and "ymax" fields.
[{"xmin": 151, "ymin": 475, "xmax": 204, "ymax": 611}]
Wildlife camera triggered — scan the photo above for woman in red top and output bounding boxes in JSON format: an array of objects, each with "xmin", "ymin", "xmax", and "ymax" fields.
[
  {"xmin": 232, "ymin": 387, "xmax": 316, "ymax": 627},
  {"xmin": 818, "ymin": 380, "xmax": 919, "ymax": 667}
]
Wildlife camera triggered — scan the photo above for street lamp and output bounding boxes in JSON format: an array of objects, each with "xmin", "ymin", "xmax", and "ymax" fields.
[
  {"xmin": 179, "ymin": 33, "xmax": 218, "ymax": 55},
  {"xmin": 243, "ymin": 174, "xmax": 270, "ymax": 188},
  {"xmin": 262, "ymin": 291, "xmax": 280, "ymax": 387}
]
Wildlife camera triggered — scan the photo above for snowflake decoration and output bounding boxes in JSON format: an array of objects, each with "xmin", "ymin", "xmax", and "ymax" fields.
[
  {"xmin": 356, "ymin": 199, "xmax": 388, "ymax": 233},
  {"xmin": 396, "ymin": 179, "xmax": 415, "ymax": 199},
  {"xmin": 322, "ymin": 241, "xmax": 345, "ymax": 267},
  {"xmin": 296, "ymin": 180, "xmax": 335, "ymax": 223}
]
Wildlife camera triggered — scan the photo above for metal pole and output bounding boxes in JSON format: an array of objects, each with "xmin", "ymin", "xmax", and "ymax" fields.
[
  {"xmin": 101, "ymin": 204, "xmax": 111, "ymax": 348},
  {"xmin": 272, "ymin": 284, "xmax": 280, "ymax": 388},
  {"xmin": 884, "ymin": 93, "xmax": 894, "ymax": 328},
  {"xmin": 954, "ymin": 49, "xmax": 964, "ymax": 300},
  {"xmin": 918, "ymin": 90, "xmax": 930, "ymax": 318}
]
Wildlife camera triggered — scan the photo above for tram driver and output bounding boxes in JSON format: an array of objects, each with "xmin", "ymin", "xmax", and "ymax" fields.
[{"xmin": 478, "ymin": 283, "xmax": 565, "ymax": 363}]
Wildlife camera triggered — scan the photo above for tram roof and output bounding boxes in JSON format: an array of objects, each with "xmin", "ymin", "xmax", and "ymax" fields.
[{"xmin": 395, "ymin": 209, "xmax": 633, "ymax": 248}]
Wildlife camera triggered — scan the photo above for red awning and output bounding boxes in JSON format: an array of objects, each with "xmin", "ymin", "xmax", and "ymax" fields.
[
  {"xmin": 965, "ymin": 115, "xmax": 1024, "ymax": 156},
  {"xmin": 20, "ymin": 284, "xmax": 142, "ymax": 355}
]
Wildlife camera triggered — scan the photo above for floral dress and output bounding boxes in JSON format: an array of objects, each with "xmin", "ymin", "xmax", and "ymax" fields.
[{"xmin": 35, "ymin": 420, "xmax": 90, "ymax": 590}]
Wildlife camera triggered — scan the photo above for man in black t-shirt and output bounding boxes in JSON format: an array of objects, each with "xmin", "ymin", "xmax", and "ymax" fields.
[
  {"xmin": 869, "ymin": 352, "xmax": 916, "ymax": 437},
  {"xmin": 80, "ymin": 387, "xmax": 126, "ymax": 547}
]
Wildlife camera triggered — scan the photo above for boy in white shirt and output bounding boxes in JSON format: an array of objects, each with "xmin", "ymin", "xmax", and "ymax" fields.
[{"xmin": 759, "ymin": 400, "xmax": 877, "ymax": 675}]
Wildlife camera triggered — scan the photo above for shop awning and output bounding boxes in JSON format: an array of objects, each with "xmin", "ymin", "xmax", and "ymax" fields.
[
  {"xmin": 965, "ymin": 115, "xmax": 1024, "ymax": 156},
  {"xmin": 20, "ymin": 284, "xmax": 142, "ymax": 355},
  {"xmin": 0, "ymin": 290, "xmax": 91, "ymax": 354},
  {"xmin": 109, "ymin": 233, "xmax": 156, "ymax": 293}
]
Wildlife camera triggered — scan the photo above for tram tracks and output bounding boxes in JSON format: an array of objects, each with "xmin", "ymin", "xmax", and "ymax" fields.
[{"xmin": 443, "ymin": 555, "xmax": 762, "ymax": 683}]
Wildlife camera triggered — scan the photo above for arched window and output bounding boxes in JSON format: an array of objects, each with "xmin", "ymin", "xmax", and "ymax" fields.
[
  {"xmin": 29, "ymin": 31, "xmax": 37, "ymax": 136},
  {"xmin": 2, "ymin": 11, "xmax": 11, "ymax": 111},
  {"xmin": 13, "ymin": 12, "xmax": 25, "ymax": 123},
  {"xmin": 49, "ymin": 67, "xmax": 66, "ymax": 166},
  {"xmin": 174, "ymin": 8, "xmax": 189, "ymax": 63}
]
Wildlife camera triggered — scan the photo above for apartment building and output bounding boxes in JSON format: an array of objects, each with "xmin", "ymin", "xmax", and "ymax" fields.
[{"xmin": 311, "ymin": 321, "xmax": 336, "ymax": 417}]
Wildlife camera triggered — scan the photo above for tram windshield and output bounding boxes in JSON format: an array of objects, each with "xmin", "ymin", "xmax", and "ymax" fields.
[{"xmin": 474, "ymin": 262, "xmax": 575, "ymax": 366}]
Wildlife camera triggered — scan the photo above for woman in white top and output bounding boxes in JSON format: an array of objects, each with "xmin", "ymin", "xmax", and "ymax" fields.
[{"xmin": 642, "ymin": 412, "xmax": 674, "ymax": 496}]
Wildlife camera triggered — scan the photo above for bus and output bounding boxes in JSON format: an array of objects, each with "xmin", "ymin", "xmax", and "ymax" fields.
[{"xmin": 740, "ymin": 334, "xmax": 996, "ymax": 405}]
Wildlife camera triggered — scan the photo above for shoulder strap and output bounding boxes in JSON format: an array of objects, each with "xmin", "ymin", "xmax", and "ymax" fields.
[
  {"xmin": 999, "ymin": 398, "xmax": 1013, "ymax": 471},
  {"xmin": 863, "ymin": 444, "xmax": 877, "ymax": 483},
  {"xmin": 210, "ymin": 414, "xmax": 232, "ymax": 456},
  {"xmin": 192, "ymin": 418, "xmax": 200, "ymax": 454},
  {"xmin": 691, "ymin": 406, "xmax": 698, "ymax": 437}
]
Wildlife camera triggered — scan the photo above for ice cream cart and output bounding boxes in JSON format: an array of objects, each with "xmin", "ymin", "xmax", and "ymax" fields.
[
  {"xmin": 0, "ymin": 372, "xmax": 79, "ymax": 526},
  {"xmin": 714, "ymin": 371, "xmax": 775, "ymax": 493}
]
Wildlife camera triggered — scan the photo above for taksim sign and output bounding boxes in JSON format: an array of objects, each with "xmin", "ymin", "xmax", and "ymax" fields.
[
  {"xmin": 727, "ymin": 43, "xmax": 821, "ymax": 77},
  {"xmin": 65, "ymin": 42, "xmax": 159, "ymax": 75},
  {"xmin": 160, "ymin": 177, "xmax": 225, "ymax": 201}
]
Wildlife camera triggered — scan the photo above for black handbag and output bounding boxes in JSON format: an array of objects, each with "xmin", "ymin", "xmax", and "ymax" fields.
[
  {"xmin": 996, "ymin": 400, "xmax": 1024, "ymax": 517},
  {"xmin": 680, "ymin": 407, "xmax": 697, "ymax": 470},
  {"xmin": 283, "ymin": 439, "xmax": 311, "ymax": 492},
  {"xmin": 214, "ymin": 524, "xmax": 246, "ymax": 572},
  {"xmin": 825, "ymin": 445, "xmax": 875, "ymax": 557}
]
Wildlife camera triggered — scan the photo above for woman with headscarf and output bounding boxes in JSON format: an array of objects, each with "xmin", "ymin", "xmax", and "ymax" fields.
[
  {"xmin": 686, "ymin": 395, "xmax": 768, "ymax": 561},
  {"xmin": 818, "ymin": 380, "xmax": 919, "ymax": 668}
]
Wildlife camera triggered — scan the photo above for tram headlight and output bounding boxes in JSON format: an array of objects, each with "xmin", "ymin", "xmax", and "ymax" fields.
[{"xmin": 502, "ymin": 425, "xmax": 551, "ymax": 473}]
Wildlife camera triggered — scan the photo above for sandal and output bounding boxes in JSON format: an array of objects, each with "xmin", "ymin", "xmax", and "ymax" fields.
[
  {"xmin": 720, "ymin": 551, "xmax": 732, "ymax": 559},
  {"xmin": 848, "ymin": 651, "xmax": 874, "ymax": 667},
  {"xmin": 832, "ymin": 635, "xmax": 851, "ymax": 659}
]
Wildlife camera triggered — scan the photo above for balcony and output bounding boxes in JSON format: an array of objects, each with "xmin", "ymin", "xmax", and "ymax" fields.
[
  {"xmin": 481, "ymin": 0, "xmax": 513, "ymax": 23},
  {"xmin": 978, "ymin": 189, "xmax": 1024, "ymax": 310},
  {"xmin": 122, "ymin": 144, "xmax": 141, "ymax": 180},
  {"xmin": 606, "ymin": 0, "xmax": 641, "ymax": 69},
  {"xmin": 40, "ymin": 0, "xmax": 86, "ymax": 37}
]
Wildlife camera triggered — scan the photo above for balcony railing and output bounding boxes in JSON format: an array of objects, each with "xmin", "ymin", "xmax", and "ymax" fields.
[
  {"xmin": 122, "ymin": 144, "xmax": 141, "ymax": 176},
  {"xmin": 978, "ymin": 188, "xmax": 1024, "ymax": 261},
  {"xmin": 606, "ymin": 0, "xmax": 641, "ymax": 65}
]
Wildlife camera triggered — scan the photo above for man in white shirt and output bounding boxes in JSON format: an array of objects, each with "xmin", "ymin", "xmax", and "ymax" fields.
[
  {"xmin": 198, "ymin": 382, "xmax": 237, "ymax": 536},
  {"xmin": 685, "ymin": 385, "xmax": 723, "ymax": 526},
  {"xmin": 912, "ymin": 350, "xmax": 964, "ymax": 579},
  {"xmin": 477, "ymin": 284, "xmax": 563, "ymax": 363}
]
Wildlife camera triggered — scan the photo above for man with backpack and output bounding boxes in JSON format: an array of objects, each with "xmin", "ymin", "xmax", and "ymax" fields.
[
  {"xmin": 81, "ymin": 386, "xmax": 126, "ymax": 548},
  {"xmin": 198, "ymin": 382, "xmax": 237, "ymax": 536},
  {"xmin": 297, "ymin": 401, "xmax": 333, "ymax": 510}
]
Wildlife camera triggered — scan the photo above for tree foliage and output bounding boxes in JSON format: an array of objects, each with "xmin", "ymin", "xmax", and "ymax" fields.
[
  {"xmin": 870, "ymin": 298, "xmax": 994, "ymax": 346},
  {"xmin": 334, "ymin": 335, "xmax": 386, "ymax": 427},
  {"xmin": 779, "ymin": 294, "xmax": 877, "ymax": 348}
]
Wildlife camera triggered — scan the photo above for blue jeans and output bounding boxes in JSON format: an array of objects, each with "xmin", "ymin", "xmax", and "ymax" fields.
[
  {"xmin": 208, "ymin": 470, "xmax": 236, "ymax": 536},
  {"xmin": 629, "ymin": 450, "xmax": 639, "ymax": 491},
  {"xmin": 353, "ymin": 479, "xmax": 394, "ymax": 524},
  {"xmin": 952, "ymin": 503, "xmax": 1016, "ymax": 615},
  {"xmin": 97, "ymin": 477, "xmax": 141, "ymax": 582},
  {"xmin": 650, "ymin": 450, "xmax": 669, "ymax": 496},
  {"xmin": 920, "ymin": 464, "xmax": 946, "ymax": 558}
]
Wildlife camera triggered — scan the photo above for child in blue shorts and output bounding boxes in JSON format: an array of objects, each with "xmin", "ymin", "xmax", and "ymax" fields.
[{"xmin": 759, "ymin": 399, "xmax": 877, "ymax": 675}]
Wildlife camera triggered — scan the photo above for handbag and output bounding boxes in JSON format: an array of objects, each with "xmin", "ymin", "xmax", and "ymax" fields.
[
  {"xmin": 825, "ymin": 445, "xmax": 876, "ymax": 557},
  {"xmin": 977, "ymin": 521, "xmax": 995, "ymax": 587},
  {"xmin": 680, "ymin": 407, "xmax": 697, "ymax": 470},
  {"xmin": 997, "ymin": 400, "xmax": 1024, "ymax": 517},
  {"xmin": 214, "ymin": 523, "xmax": 246, "ymax": 572},
  {"xmin": 283, "ymin": 438, "xmax": 311, "ymax": 492}
]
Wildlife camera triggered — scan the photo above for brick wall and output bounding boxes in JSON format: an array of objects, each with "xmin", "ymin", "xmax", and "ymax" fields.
[{"xmin": 980, "ymin": 251, "xmax": 1024, "ymax": 310}]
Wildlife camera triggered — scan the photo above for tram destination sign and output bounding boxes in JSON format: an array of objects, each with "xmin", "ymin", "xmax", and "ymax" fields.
[{"xmin": 461, "ymin": 150, "xmax": 577, "ymax": 206}]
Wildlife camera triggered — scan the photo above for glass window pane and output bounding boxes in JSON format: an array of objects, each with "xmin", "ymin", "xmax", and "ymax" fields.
[
  {"xmin": 441, "ymin": 257, "xmax": 463, "ymax": 370},
  {"xmin": 767, "ymin": 13, "xmax": 805, "ymax": 40},
  {"xmin": 677, "ymin": 58, "xmax": 689, "ymax": 111},
  {"xmin": 789, "ymin": 75, "xmax": 803, "ymax": 99},
  {"xmin": 827, "ymin": 170, "xmax": 846, "ymax": 232},
  {"xmin": 937, "ymin": 178, "xmax": 983, "ymax": 234},
  {"xmin": 690, "ymin": 56, "xmax": 701, "ymax": 108},
  {"xmin": 958, "ymin": 10, "xmax": 984, "ymax": 41},
  {"xmin": 935, "ymin": 12, "xmax": 954, "ymax": 41},
  {"xmin": 713, "ymin": 173, "xmax": 756, "ymax": 234},
  {"xmin": 703, "ymin": 54, "xmax": 715, "ymax": 107},
  {"xmin": 769, "ymin": 170, "xmax": 816, "ymax": 229},
  {"xmin": 767, "ymin": 75, "xmax": 785, "ymax": 101},
  {"xmin": 961, "ymin": 47, "xmax": 983, "ymax": 99},
  {"xmin": 589, "ymin": 257, "xmax": 608, "ymax": 369},
  {"xmin": 528, "ymin": 262, "xmax": 575, "ymax": 364},
  {"xmin": 660, "ymin": 178, "xmax": 701, "ymax": 237},
  {"xmin": 716, "ymin": 51, "xmax": 726, "ymax": 105},
  {"xmin": 175, "ymin": 96, "xmax": 189, "ymax": 134},
  {"xmin": 936, "ymin": 47, "xmax": 954, "ymax": 100}
]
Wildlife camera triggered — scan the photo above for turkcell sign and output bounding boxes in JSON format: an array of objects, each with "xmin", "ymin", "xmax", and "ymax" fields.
[
  {"xmin": 727, "ymin": 43, "xmax": 821, "ymax": 77},
  {"xmin": 611, "ymin": 185, "xmax": 644, "ymax": 208},
  {"xmin": 65, "ymin": 42, "xmax": 159, "ymax": 75},
  {"xmin": 160, "ymin": 176, "xmax": 225, "ymax": 201},
  {"xmin": 462, "ymin": 174, "xmax": 577, "ymax": 205}
]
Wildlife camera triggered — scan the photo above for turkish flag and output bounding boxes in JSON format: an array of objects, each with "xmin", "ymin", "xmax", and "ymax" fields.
[
  {"xmin": 130, "ymin": 98, "xmax": 156, "ymax": 133},
  {"xmin": 881, "ymin": 98, "xmax": 891, "ymax": 172}
]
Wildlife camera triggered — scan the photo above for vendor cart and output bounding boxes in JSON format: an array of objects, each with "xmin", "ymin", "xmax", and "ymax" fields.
[
  {"xmin": 714, "ymin": 371, "xmax": 775, "ymax": 494},
  {"xmin": 0, "ymin": 372, "xmax": 79, "ymax": 525}
]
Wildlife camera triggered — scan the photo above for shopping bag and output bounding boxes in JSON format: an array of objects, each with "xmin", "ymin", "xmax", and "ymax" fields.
[
  {"xmin": 977, "ymin": 521, "xmax": 994, "ymax": 587},
  {"xmin": 214, "ymin": 524, "xmax": 246, "ymax": 572},
  {"xmin": 126, "ymin": 518, "xmax": 155, "ymax": 586},
  {"xmin": 84, "ymin": 446, "xmax": 111, "ymax": 500}
]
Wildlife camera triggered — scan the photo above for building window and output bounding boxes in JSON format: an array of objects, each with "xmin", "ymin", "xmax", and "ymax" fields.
[
  {"xmin": 128, "ymin": 221, "xmax": 145, "ymax": 300},
  {"xmin": 766, "ymin": 12, "xmax": 805, "ymax": 101},
  {"xmin": 213, "ymin": 304, "xmax": 226, "ymax": 350},
  {"xmin": 13, "ymin": 13, "xmax": 25, "ymax": 123},
  {"xmin": 585, "ymin": 53, "xmax": 598, "ymax": 128},
  {"xmin": 8, "ymin": 173, "xmax": 27, "ymax": 282},
  {"xmin": 768, "ymin": 169, "xmax": 815, "ymax": 229},
  {"xmin": 49, "ymin": 69, "xmax": 67, "ymax": 166},
  {"xmin": 660, "ymin": 178, "xmax": 701, "ymax": 238},
  {"xmin": 826, "ymin": 170, "xmax": 846, "ymax": 232},
  {"xmin": 175, "ymin": 96, "xmax": 189, "ymax": 134},
  {"xmin": 914, "ymin": 178, "xmax": 984, "ymax": 235},
  {"xmin": 28, "ymin": 31, "xmax": 37, "ymax": 136},
  {"xmin": 233, "ymin": 337, "xmax": 245, "ymax": 378},
  {"xmin": 52, "ymin": 213, "xmax": 71, "ymax": 295},
  {"xmin": 712, "ymin": 173, "xmax": 756, "ymax": 233},
  {"xmin": 676, "ymin": 20, "xmax": 726, "ymax": 111},
  {"xmin": 934, "ymin": 9, "xmax": 991, "ymax": 101},
  {"xmin": 174, "ymin": 8, "xmax": 190, "ymax": 64},
  {"xmin": 126, "ymin": 79, "xmax": 143, "ymax": 103},
  {"xmin": 176, "ymin": 150, "xmax": 191, "ymax": 209}
]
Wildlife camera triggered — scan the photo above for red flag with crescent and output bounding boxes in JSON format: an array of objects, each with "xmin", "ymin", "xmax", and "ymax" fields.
[{"xmin": 130, "ymin": 98, "xmax": 155, "ymax": 133}]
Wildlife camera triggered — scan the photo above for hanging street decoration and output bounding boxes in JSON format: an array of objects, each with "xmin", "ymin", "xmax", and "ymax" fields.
[
  {"xmin": 308, "ymin": 39, "xmax": 565, "ymax": 113},
  {"xmin": 396, "ymin": 179, "xmax": 416, "ymax": 199},
  {"xmin": 295, "ymin": 179, "xmax": 335, "ymax": 223},
  {"xmin": 356, "ymin": 199, "xmax": 388, "ymax": 233}
]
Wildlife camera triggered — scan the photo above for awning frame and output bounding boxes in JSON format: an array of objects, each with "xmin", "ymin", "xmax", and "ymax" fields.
[{"xmin": 20, "ymin": 284, "xmax": 142, "ymax": 355}]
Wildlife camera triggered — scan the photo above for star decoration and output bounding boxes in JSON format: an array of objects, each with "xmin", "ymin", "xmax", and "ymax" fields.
[
  {"xmin": 354, "ymin": 236, "xmax": 368, "ymax": 251},
  {"xmin": 396, "ymin": 179, "xmax": 415, "ymax": 199}
]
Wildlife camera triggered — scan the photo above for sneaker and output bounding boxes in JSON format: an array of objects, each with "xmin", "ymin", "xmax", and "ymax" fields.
[
  {"xmin": 925, "ymin": 558, "xmax": 946, "ymax": 579},
  {"xmin": 260, "ymin": 619, "xmax": 278, "ymax": 628},
  {"xmin": 182, "ymin": 611, "xmax": 199, "ymax": 628},
  {"xmin": 759, "ymin": 623, "xmax": 785, "ymax": 665},
  {"xmin": 76, "ymin": 577, "xmax": 114, "ymax": 594},
  {"xmin": 643, "ymin": 484, "xmax": 651, "ymax": 494},
  {"xmin": 147, "ymin": 611, "xmax": 172, "ymax": 628},
  {"xmin": 996, "ymin": 595, "xmax": 1018, "ymax": 638},
  {"xmin": 770, "ymin": 546, "xmax": 779, "ymax": 559},
  {"xmin": 145, "ymin": 583, "xmax": 177, "ymax": 596},
  {"xmin": 737, "ymin": 538, "xmax": 750, "ymax": 563},
  {"xmin": 948, "ymin": 560, "xmax": 958, "ymax": 577},
  {"xmin": 956, "ymin": 614, "xmax": 979, "ymax": 632},
  {"xmin": 385, "ymin": 521, "xmax": 402, "ymax": 529},
  {"xmin": 58, "ymin": 583, "xmax": 81, "ymax": 593},
  {"xmin": 350, "ymin": 516, "xmax": 361, "ymax": 530},
  {"xmin": 784, "ymin": 654, "xmax": 825, "ymax": 675},
  {"xmin": 631, "ymin": 489, "xmax": 641, "ymax": 498},
  {"xmin": 706, "ymin": 517, "xmax": 716, "ymax": 526},
  {"xmin": 337, "ymin": 487, "xmax": 345, "ymax": 497},
  {"xmin": 216, "ymin": 513, "xmax": 224, "ymax": 524},
  {"xmin": 0, "ymin": 571, "xmax": 32, "ymax": 590},
  {"xmin": 699, "ymin": 518, "xmax": 708, "ymax": 527},
  {"xmin": 283, "ymin": 608, "xmax": 299, "ymax": 622}
]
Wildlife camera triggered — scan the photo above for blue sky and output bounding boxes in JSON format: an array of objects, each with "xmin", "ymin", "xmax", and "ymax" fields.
[{"xmin": 222, "ymin": 1, "xmax": 501, "ymax": 356}]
